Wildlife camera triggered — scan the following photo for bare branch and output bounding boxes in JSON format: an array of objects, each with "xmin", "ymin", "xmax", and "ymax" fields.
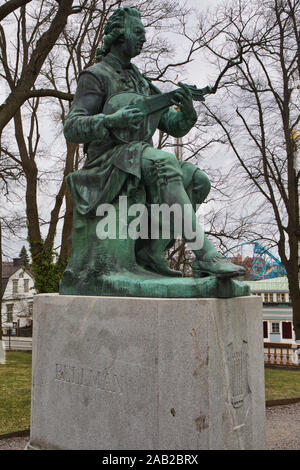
[{"xmin": 0, "ymin": 0, "xmax": 33, "ymax": 23}]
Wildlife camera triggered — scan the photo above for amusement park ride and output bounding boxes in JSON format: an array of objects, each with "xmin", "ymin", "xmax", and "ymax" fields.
[{"xmin": 225, "ymin": 242, "xmax": 287, "ymax": 280}]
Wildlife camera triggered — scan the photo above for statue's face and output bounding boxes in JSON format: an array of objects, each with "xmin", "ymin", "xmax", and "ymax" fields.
[{"xmin": 123, "ymin": 16, "xmax": 146, "ymax": 58}]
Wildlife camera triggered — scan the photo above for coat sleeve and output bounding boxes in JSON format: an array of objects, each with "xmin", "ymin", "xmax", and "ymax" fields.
[
  {"xmin": 158, "ymin": 106, "xmax": 197, "ymax": 138},
  {"xmin": 63, "ymin": 71, "xmax": 110, "ymax": 144}
]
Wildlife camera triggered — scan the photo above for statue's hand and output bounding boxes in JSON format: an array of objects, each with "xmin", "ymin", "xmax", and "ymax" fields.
[
  {"xmin": 171, "ymin": 82, "xmax": 195, "ymax": 117},
  {"xmin": 104, "ymin": 106, "xmax": 144, "ymax": 131}
]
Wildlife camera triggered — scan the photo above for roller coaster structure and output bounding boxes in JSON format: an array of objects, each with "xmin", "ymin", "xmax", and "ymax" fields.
[{"xmin": 225, "ymin": 242, "xmax": 287, "ymax": 280}]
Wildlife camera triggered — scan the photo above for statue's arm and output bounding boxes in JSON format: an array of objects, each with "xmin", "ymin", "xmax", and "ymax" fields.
[
  {"xmin": 158, "ymin": 106, "xmax": 197, "ymax": 138},
  {"xmin": 63, "ymin": 72, "xmax": 109, "ymax": 144},
  {"xmin": 145, "ymin": 78, "xmax": 197, "ymax": 138}
]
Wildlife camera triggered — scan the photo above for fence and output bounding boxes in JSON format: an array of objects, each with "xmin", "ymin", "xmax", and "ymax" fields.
[
  {"xmin": 1, "ymin": 325, "xmax": 32, "ymax": 351},
  {"xmin": 264, "ymin": 342, "xmax": 300, "ymax": 367},
  {"xmin": 2, "ymin": 336, "xmax": 32, "ymax": 351},
  {"xmin": 2, "ymin": 325, "xmax": 32, "ymax": 337}
]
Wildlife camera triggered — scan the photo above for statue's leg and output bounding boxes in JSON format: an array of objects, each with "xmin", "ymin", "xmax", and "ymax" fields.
[
  {"xmin": 181, "ymin": 162, "xmax": 222, "ymax": 261},
  {"xmin": 163, "ymin": 161, "xmax": 213, "ymax": 251},
  {"xmin": 135, "ymin": 148, "xmax": 183, "ymax": 276},
  {"xmin": 138, "ymin": 147, "xmax": 245, "ymax": 278},
  {"xmin": 140, "ymin": 159, "xmax": 219, "ymax": 262}
]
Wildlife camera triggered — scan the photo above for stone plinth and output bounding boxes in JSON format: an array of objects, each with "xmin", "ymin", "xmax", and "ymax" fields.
[{"xmin": 28, "ymin": 294, "xmax": 265, "ymax": 450}]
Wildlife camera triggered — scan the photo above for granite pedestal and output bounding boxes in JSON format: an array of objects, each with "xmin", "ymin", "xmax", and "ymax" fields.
[{"xmin": 27, "ymin": 294, "xmax": 265, "ymax": 450}]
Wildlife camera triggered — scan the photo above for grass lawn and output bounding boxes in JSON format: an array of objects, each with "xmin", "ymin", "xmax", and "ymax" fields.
[
  {"xmin": 264, "ymin": 367, "xmax": 300, "ymax": 401},
  {"xmin": 0, "ymin": 351, "xmax": 300, "ymax": 435},
  {"xmin": 0, "ymin": 351, "xmax": 32, "ymax": 435}
]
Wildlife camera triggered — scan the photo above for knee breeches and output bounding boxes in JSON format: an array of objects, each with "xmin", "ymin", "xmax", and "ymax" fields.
[{"xmin": 141, "ymin": 147, "xmax": 211, "ymax": 206}]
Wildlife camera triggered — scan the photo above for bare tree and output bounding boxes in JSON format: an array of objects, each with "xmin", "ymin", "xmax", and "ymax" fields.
[
  {"xmin": 0, "ymin": 0, "xmax": 83, "ymax": 135},
  {"xmin": 193, "ymin": 0, "xmax": 300, "ymax": 338}
]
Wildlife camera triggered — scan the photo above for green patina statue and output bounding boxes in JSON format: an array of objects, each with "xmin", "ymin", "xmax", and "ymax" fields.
[{"xmin": 59, "ymin": 7, "xmax": 249, "ymax": 298}]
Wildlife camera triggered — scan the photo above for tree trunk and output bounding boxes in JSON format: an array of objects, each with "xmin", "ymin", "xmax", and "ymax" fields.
[
  {"xmin": 25, "ymin": 161, "xmax": 42, "ymax": 259},
  {"xmin": 13, "ymin": 108, "xmax": 42, "ymax": 258},
  {"xmin": 59, "ymin": 141, "xmax": 77, "ymax": 260},
  {"xmin": 286, "ymin": 249, "xmax": 300, "ymax": 340},
  {"xmin": 60, "ymin": 190, "xmax": 73, "ymax": 261},
  {"xmin": 45, "ymin": 183, "xmax": 66, "ymax": 249},
  {"xmin": 0, "ymin": 220, "xmax": 2, "ymax": 340},
  {"xmin": 288, "ymin": 274, "xmax": 300, "ymax": 340}
]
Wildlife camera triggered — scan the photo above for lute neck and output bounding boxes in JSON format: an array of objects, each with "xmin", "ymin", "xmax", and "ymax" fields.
[
  {"xmin": 135, "ymin": 85, "xmax": 212, "ymax": 116},
  {"xmin": 140, "ymin": 90, "xmax": 178, "ymax": 115}
]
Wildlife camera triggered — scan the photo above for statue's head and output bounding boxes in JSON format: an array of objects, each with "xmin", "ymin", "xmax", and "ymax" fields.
[{"xmin": 96, "ymin": 8, "xmax": 146, "ymax": 61}]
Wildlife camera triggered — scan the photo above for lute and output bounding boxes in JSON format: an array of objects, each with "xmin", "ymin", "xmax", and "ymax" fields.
[{"xmin": 102, "ymin": 84, "xmax": 212, "ymax": 144}]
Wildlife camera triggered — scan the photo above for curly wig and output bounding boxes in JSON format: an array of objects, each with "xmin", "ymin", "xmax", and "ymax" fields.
[{"xmin": 96, "ymin": 8, "xmax": 141, "ymax": 62}]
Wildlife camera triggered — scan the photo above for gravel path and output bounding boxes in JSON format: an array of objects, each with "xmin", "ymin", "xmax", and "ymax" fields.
[
  {"xmin": 0, "ymin": 403, "xmax": 299, "ymax": 450},
  {"xmin": 265, "ymin": 402, "xmax": 300, "ymax": 450},
  {"xmin": 0, "ymin": 436, "xmax": 29, "ymax": 450}
]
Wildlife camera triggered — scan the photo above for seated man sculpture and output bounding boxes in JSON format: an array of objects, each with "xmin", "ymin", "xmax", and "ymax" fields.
[{"xmin": 59, "ymin": 7, "xmax": 247, "ymax": 298}]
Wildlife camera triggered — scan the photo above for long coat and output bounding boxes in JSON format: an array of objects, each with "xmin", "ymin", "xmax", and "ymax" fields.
[{"xmin": 63, "ymin": 52, "xmax": 197, "ymax": 216}]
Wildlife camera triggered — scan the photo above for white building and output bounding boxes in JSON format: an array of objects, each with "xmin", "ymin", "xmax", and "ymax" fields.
[
  {"xmin": 1, "ymin": 258, "xmax": 36, "ymax": 334},
  {"xmin": 245, "ymin": 277, "xmax": 300, "ymax": 367},
  {"xmin": 246, "ymin": 277, "xmax": 296, "ymax": 343}
]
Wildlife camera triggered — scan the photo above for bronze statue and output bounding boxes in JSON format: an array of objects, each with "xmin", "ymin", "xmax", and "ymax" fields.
[{"xmin": 59, "ymin": 7, "xmax": 248, "ymax": 298}]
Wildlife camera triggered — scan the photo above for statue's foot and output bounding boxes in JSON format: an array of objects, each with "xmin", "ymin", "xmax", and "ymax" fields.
[
  {"xmin": 136, "ymin": 249, "xmax": 182, "ymax": 277},
  {"xmin": 192, "ymin": 254, "xmax": 245, "ymax": 279}
]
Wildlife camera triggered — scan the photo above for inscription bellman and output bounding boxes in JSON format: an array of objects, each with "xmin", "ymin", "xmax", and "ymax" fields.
[{"xmin": 55, "ymin": 363, "xmax": 122, "ymax": 394}]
